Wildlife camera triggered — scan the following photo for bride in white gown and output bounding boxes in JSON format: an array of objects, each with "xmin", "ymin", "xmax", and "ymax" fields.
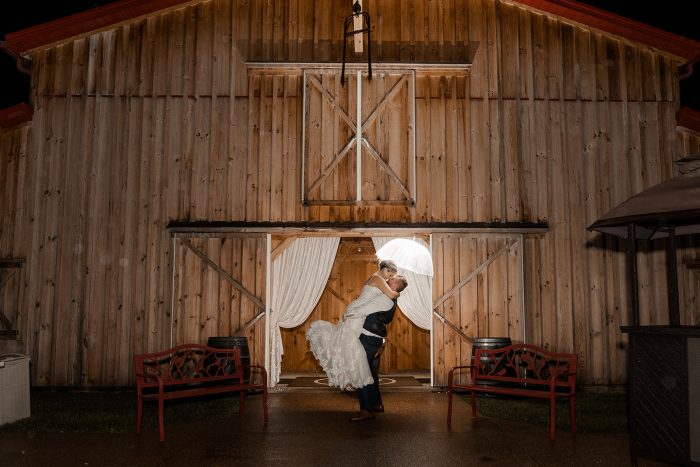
[{"xmin": 306, "ymin": 260, "xmax": 399, "ymax": 389}]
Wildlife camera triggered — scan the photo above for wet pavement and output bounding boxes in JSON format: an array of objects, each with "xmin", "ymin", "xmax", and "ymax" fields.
[{"xmin": 0, "ymin": 387, "xmax": 672, "ymax": 466}]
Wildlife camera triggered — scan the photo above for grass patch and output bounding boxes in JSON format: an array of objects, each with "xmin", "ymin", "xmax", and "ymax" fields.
[
  {"xmin": 0, "ymin": 389, "xmax": 240, "ymax": 434},
  {"xmin": 1, "ymin": 388, "xmax": 628, "ymax": 434},
  {"xmin": 463, "ymin": 391, "xmax": 628, "ymax": 433}
]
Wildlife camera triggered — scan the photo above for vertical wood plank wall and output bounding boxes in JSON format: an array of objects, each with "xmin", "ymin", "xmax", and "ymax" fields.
[
  {"xmin": 173, "ymin": 235, "xmax": 267, "ymax": 370},
  {"xmin": 0, "ymin": 0, "xmax": 698, "ymax": 386},
  {"xmin": 432, "ymin": 234, "xmax": 523, "ymax": 385}
]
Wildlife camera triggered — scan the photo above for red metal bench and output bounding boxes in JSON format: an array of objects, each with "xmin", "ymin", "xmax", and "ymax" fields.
[
  {"xmin": 447, "ymin": 343, "xmax": 577, "ymax": 440},
  {"xmin": 134, "ymin": 343, "xmax": 268, "ymax": 441}
]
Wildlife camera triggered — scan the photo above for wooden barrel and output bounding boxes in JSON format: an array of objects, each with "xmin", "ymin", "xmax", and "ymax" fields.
[
  {"xmin": 207, "ymin": 336, "xmax": 250, "ymax": 383},
  {"xmin": 471, "ymin": 337, "xmax": 513, "ymax": 394},
  {"xmin": 471, "ymin": 337, "xmax": 512, "ymax": 358}
]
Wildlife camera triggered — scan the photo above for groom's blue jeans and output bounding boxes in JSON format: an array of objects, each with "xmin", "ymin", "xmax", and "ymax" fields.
[{"xmin": 358, "ymin": 334, "xmax": 384, "ymax": 411}]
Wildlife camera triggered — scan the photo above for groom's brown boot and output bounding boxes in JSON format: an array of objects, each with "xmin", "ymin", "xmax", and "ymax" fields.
[{"xmin": 350, "ymin": 410, "xmax": 375, "ymax": 421}]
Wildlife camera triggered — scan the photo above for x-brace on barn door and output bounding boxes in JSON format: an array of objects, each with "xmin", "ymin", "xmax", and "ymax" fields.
[{"xmin": 302, "ymin": 67, "xmax": 416, "ymax": 205}]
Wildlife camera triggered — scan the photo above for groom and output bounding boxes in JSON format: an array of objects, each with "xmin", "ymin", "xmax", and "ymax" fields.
[{"xmin": 351, "ymin": 274, "xmax": 408, "ymax": 421}]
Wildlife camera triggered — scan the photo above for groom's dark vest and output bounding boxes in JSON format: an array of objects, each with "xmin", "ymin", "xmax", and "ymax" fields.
[{"xmin": 362, "ymin": 300, "xmax": 398, "ymax": 338}]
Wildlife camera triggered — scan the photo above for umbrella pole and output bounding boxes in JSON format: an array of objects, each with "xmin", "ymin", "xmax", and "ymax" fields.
[
  {"xmin": 627, "ymin": 224, "xmax": 640, "ymax": 326},
  {"xmin": 666, "ymin": 227, "xmax": 680, "ymax": 326}
]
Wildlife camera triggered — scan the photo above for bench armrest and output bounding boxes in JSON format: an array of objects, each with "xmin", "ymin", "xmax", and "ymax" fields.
[
  {"xmin": 242, "ymin": 364, "xmax": 268, "ymax": 387},
  {"xmin": 448, "ymin": 365, "xmax": 476, "ymax": 387},
  {"xmin": 448, "ymin": 365, "xmax": 475, "ymax": 373},
  {"xmin": 550, "ymin": 368, "xmax": 577, "ymax": 379},
  {"xmin": 548, "ymin": 368, "xmax": 577, "ymax": 391}
]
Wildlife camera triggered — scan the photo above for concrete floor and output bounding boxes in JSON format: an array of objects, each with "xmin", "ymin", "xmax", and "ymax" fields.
[{"xmin": 0, "ymin": 387, "xmax": 673, "ymax": 467}]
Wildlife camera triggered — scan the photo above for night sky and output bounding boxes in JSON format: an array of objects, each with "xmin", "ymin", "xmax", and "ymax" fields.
[{"xmin": 1, "ymin": 1, "xmax": 699, "ymax": 110}]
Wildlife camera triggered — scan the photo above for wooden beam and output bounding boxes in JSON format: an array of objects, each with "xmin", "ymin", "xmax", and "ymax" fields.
[
  {"xmin": 247, "ymin": 63, "xmax": 471, "ymax": 76},
  {"xmin": 167, "ymin": 221, "xmax": 550, "ymax": 235},
  {"xmin": 339, "ymin": 255, "xmax": 379, "ymax": 262},
  {"xmin": 362, "ymin": 139, "xmax": 413, "ymax": 201},
  {"xmin": 0, "ymin": 310, "xmax": 17, "ymax": 333},
  {"xmin": 324, "ymin": 285, "xmax": 349, "ymax": 307},
  {"xmin": 232, "ymin": 311, "xmax": 266, "ymax": 336},
  {"xmin": 433, "ymin": 311, "xmax": 473, "ymax": 344},
  {"xmin": 303, "ymin": 199, "xmax": 412, "ymax": 206},
  {"xmin": 180, "ymin": 238, "xmax": 265, "ymax": 311},
  {"xmin": 270, "ymin": 237, "xmax": 296, "ymax": 262},
  {"xmin": 308, "ymin": 75, "xmax": 357, "ymax": 132},
  {"xmin": 433, "ymin": 239, "xmax": 518, "ymax": 309},
  {"xmin": 352, "ymin": 0, "xmax": 364, "ymax": 53},
  {"xmin": 0, "ymin": 269, "xmax": 16, "ymax": 290},
  {"xmin": 0, "ymin": 260, "xmax": 21, "ymax": 339},
  {"xmin": 0, "ymin": 308, "xmax": 15, "ymax": 332},
  {"xmin": 304, "ymin": 136, "xmax": 356, "ymax": 196},
  {"xmin": 361, "ymin": 75, "xmax": 408, "ymax": 129}
]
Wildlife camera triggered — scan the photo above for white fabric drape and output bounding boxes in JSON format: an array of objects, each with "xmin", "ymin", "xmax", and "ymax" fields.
[
  {"xmin": 372, "ymin": 237, "xmax": 433, "ymax": 330},
  {"xmin": 269, "ymin": 237, "xmax": 339, "ymax": 385}
]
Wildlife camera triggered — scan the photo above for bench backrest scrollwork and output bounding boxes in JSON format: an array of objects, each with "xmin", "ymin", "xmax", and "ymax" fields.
[
  {"xmin": 473, "ymin": 343, "xmax": 577, "ymax": 390},
  {"xmin": 135, "ymin": 344, "xmax": 243, "ymax": 389}
]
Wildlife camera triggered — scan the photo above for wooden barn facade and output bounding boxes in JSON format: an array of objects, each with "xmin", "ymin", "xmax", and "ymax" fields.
[{"xmin": 1, "ymin": 0, "xmax": 699, "ymax": 388}]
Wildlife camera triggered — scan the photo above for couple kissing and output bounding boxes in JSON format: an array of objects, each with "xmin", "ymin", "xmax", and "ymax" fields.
[{"xmin": 306, "ymin": 259, "xmax": 408, "ymax": 421}]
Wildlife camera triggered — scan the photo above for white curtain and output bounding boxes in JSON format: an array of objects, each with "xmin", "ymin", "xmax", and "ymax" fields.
[
  {"xmin": 269, "ymin": 237, "xmax": 339, "ymax": 385},
  {"xmin": 372, "ymin": 237, "xmax": 433, "ymax": 330}
]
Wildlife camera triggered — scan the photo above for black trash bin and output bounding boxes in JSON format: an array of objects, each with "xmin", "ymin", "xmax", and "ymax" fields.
[
  {"xmin": 471, "ymin": 337, "xmax": 513, "ymax": 395},
  {"xmin": 207, "ymin": 336, "xmax": 251, "ymax": 384}
]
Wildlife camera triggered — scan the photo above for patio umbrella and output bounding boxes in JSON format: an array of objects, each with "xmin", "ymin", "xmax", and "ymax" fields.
[
  {"xmin": 588, "ymin": 175, "xmax": 700, "ymax": 325},
  {"xmin": 588, "ymin": 176, "xmax": 700, "ymax": 239},
  {"xmin": 588, "ymin": 177, "xmax": 700, "ymax": 467},
  {"xmin": 376, "ymin": 238, "xmax": 434, "ymax": 277}
]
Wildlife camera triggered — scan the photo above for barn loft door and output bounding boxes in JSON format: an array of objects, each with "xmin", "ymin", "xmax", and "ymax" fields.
[
  {"xmin": 302, "ymin": 68, "xmax": 416, "ymax": 205},
  {"xmin": 171, "ymin": 235, "xmax": 267, "ymax": 367},
  {"xmin": 431, "ymin": 234, "xmax": 524, "ymax": 386}
]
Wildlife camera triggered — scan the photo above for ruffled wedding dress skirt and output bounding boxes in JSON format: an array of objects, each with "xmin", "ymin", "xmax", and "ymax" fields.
[
  {"xmin": 306, "ymin": 318, "xmax": 373, "ymax": 389},
  {"xmin": 306, "ymin": 285, "xmax": 391, "ymax": 389}
]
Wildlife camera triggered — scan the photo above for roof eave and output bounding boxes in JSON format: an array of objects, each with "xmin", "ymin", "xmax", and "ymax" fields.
[
  {"xmin": 509, "ymin": 0, "xmax": 700, "ymax": 61},
  {"xmin": 0, "ymin": 103, "xmax": 33, "ymax": 129},
  {"xmin": 677, "ymin": 107, "xmax": 700, "ymax": 134},
  {"xmin": 3, "ymin": 0, "xmax": 196, "ymax": 55},
  {"xmin": 2, "ymin": 0, "xmax": 700, "ymax": 62}
]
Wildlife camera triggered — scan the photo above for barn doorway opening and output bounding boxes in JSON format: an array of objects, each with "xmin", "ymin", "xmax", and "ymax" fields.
[
  {"xmin": 278, "ymin": 237, "xmax": 431, "ymax": 384},
  {"xmin": 169, "ymin": 226, "xmax": 528, "ymax": 388}
]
